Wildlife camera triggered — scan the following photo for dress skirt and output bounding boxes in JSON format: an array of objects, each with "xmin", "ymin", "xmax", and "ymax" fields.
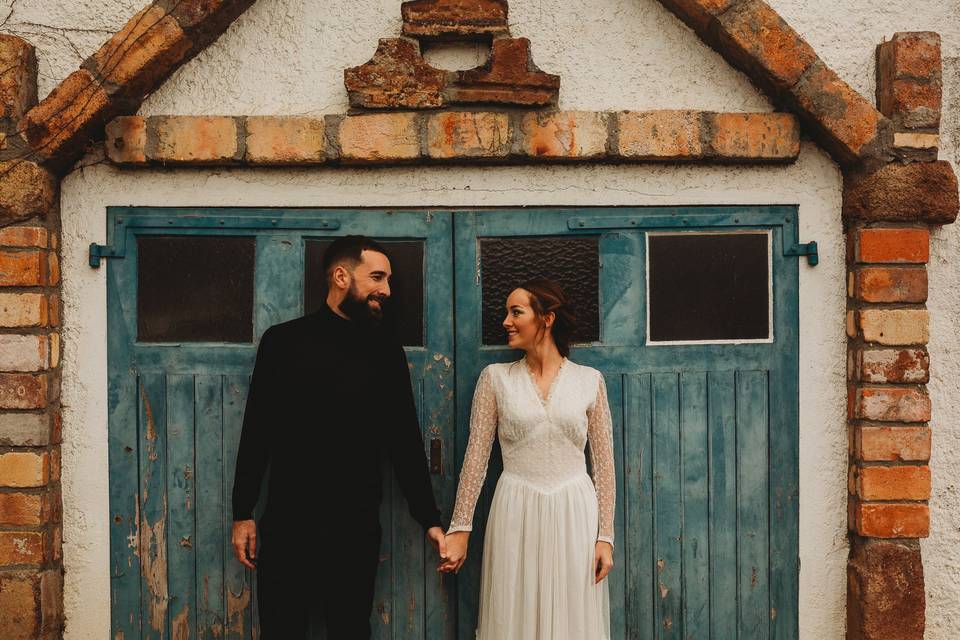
[{"xmin": 476, "ymin": 472, "xmax": 611, "ymax": 640}]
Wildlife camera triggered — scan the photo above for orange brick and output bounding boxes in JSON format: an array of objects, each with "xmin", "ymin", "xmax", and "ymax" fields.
[
  {"xmin": 0, "ymin": 161, "xmax": 57, "ymax": 221},
  {"xmin": 338, "ymin": 113, "xmax": 420, "ymax": 163},
  {"xmin": 854, "ymin": 502, "xmax": 929, "ymax": 538},
  {"xmin": 0, "ymin": 451, "xmax": 49, "ymax": 487},
  {"xmin": 656, "ymin": 0, "xmax": 736, "ymax": 32},
  {"xmin": 0, "ymin": 492, "xmax": 43, "ymax": 526},
  {"xmin": 22, "ymin": 68, "xmax": 112, "ymax": 161},
  {"xmin": 857, "ymin": 465, "xmax": 930, "ymax": 500},
  {"xmin": 616, "ymin": 111, "xmax": 703, "ymax": 160},
  {"xmin": 706, "ymin": 112, "xmax": 800, "ymax": 161},
  {"xmin": 0, "ymin": 251, "xmax": 45, "ymax": 286},
  {"xmin": 0, "ymin": 571, "xmax": 40, "ymax": 636},
  {"xmin": 519, "ymin": 111, "xmax": 608, "ymax": 159},
  {"xmin": 153, "ymin": 116, "xmax": 239, "ymax": 164},
  {"xmin": 857, "ymin": 348, "xmax": 929, "ymax": 384},
  {"xmin": 855, "ymin": 228, "xmax": 930, "ymax": 264},
  {"xmin": 104, "ymin": 115, "xmax": 147, "ymax": 164},
  {"xmin": 0, "ymin": 373, "xmax": 47, "ymax": 409},
  {"xmin": 47, "ymin": 253, "xmax": 59, "ymax": 287},
  {"xmin": 857, "ymin": 426, "xmax": 931, "ymax": 462},
  {"xmin": 0, "ymin": 531, "xmax": 44, "ymax": 565},
  {"xmin": 245, "ymin": 116, "xmax": 326, "ymax": 164},
  {"xmin": 0, "ymin": 293, "xmax": 47, "ymax": 327},
  {"xmin": 47, "ymin": 293, "xmax": 59, "ymax": 328},
  {"xmin": 858, "ymin": 309, "xmax": 928, "ymax": 346},
  {"xmin": 854, "ymin": 386, "xmax": 931, "ymax": 423},
  {"xmin": 0, "ymin": 227, "xmax": 47, "ymax": 249},
  {"xmin": 853, "ymin": 267, "xmax": 927, "ymax": 303},
  {"xmin": 426, "ymin": 112, "xmax": 511, "ymax": 159},
  {"xmin": 0, "ymin": 34, "xmax": 37, "ymax": 122}
]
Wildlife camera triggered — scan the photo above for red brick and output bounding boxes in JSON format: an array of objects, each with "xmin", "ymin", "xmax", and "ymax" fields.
[
  {"xmin": 0, "ymin": 531, "xmax": 44, "ymax": 565},
  {"xmin": 847, "ymin": 538, "xmax": 925, "ymax": 639},
  {"xmin": 0, "ymin": 250, "xmax": 45, "ymax": 287},
  {"xmin": 426, "ymin": 112, "xmax": 510, "ymax": 159},
  {"xmin": 843, "ymin": 161, "xmax": 959, "ymax": 225},
  {"xmin": 857, "ymin": 426, "xmax": 931, "ymax": 462},
  {"xmin": 616, "ymin": 111, "xmax": 703, "ymax": 160},
  {"xmin": 0, "ymin": 293, "xmax": 47, "ymax": 328},
  {"xmin": 856, "ymin": 227, "xmax": 929, "ymax": 263},
  {"xmin": 104, "ymin": 116, "xmax": 147, "ymax": 164},
  {"xmin": 853, "ymin": 267, "xmax": 927, "ymax": 303},
  {"xmin": 47, "ymin": 294, "xmax": 60, "ymax": 328},
  {"xmin": 0, "ymin": 227, "xmax": 47, "ymax": 249},
  {"xmin": 338, "ymin": 113, "xmax": 421, "ymax": 163},
  {"xmin": 401, "ymin": 0, "xmax": 509, "ymax": 39},
  {"xmin": 49, "ymin": 447, "xmax": 60, "ymax": 484},
  {"xmin": 706, "ymin": 112, "xmax": 800, "ymax": 161},
  {"xmin": 857, "ymin": 348, "xmax": 929, "ymax": 384},
  {"xmin": 656, "ymin": 0, "xmax": 737, "ymax": 32},
  {"xmin": 853, "ymin": 387, "xmax": 930, "ymax": 423},
  {"xmin": 0, "ymin": 373, "xmax": 48, "ymax": 409},
  {"xmin": 21, "ymin": 68, "xmax": 114, "ymax": 165},
  {"xmin": 0, "ymin": 35, "xmax": 38, "ymax": 123},
  {"xmin": 152, "ymin": 116, "xmax": 239, "ymax": 164},
  {"xmin": 877, "ymin": 32, "xmax": 941, "ymax": 130},
  {"xmin": 0, "ymin": 161, "xmax": 57, "ymax": 223},
  {"xmin": 0, "ymin": 451, "xmax": 49, "ymax": 487},
  {"xmin": 0, "ymin": 572, "xmax": 40, "ymax": 636},
  {"xmin": 47, "ymin": 253, "xmax": 59, "ymax": 288},
  {"xmin": 451, "ymin": 38, "xmax": 560, "ymax": 107},
  {"xmin": 89, "ymin": 5, "xmax": 191, "ymax": 102},
  {"xmin": 245, "ymin": 117, "xmax": 326, "ymax": 164},
  {"xmin": 853, "ymin": 502, "xmax": 929, "ymax": 538},
  {"xmin": 880, "ymin": 81, "xmax": 941, "ymax": 130},
  {"xmin": 856, "ymin": 465, "xmax": 930, "ymax": 501},
  {"xmin": 0, "ymin": 492, "xmax": 43, "ymax": 526},
  {"xmin": 344, "ymin": 38, "xmax": 446, "ymax": 109},
  {"xmin": 163, "ymin": 0, "xmax": 258, "ymax": 50},
  {"xmin": 878, "ymin": 32, "xmax": 941, "ymax": 81}
]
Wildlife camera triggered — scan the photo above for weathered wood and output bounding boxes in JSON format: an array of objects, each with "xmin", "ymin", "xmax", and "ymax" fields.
[
  {"xmin": 223, "ymin": 376, "xmax": 252, "ymax": 640},
  {"xmin": 195, "ymin": 376, "xmax": 225, "ymax": 639},
  {"xmin": 708, "ymin": 371, "xmax": 738, "ymax": 640},
  {"xmin": 680, "ymin": 372, "xmax": 710, "ymax": 638},
  {"xmin": 167, "ymin": 374, "xmax": 197, "ymax": 639},
  {"xmin": 625, "ymin": 374, "xmax": 655, "ymax": 640},
  {"xmin": 139, "ymin": 372, "xmax": 169, "ymax": 639},
  {"xmin": 652, "ymin": 372, "xmax": 682, "ymax": 639}
]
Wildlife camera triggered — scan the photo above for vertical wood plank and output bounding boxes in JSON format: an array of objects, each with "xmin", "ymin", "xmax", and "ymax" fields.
[
  {"xmin": 223, "ymin": 376, "xmax": 253, "ymax": 640},
  {"xmin": 167, "ymin": 375, "xmax": 197, "ymax": 639},
  {"xmin": 680, "ymin": 372, "xmax": 710, "ymax": 639},
  {"xmin": 109, "ymin": 369, "xmax": 142, "ymax": 640},
  {"xmin": 737, "ymin": 370, "xmax": 770, "ymax": 640},
  {"xmin": 708, "ymin": 371, "xmax": 738, "ymax": 640},
  {"xmin": 370, "ymin": 455, "xmax": 393, "ymax": 640},
  {"xmin": 604, "ymin": 373, "xmax": 627, "ymax": 638},
  {"xmin": 652, "ymin": 373, "xmax": 682, "ymax": 640},
  {"xmin": 139, "ymin": 372, "xmax": 169, "ymax": 640},
  {"xmin": 625, "ymin": 374, "xmax": 654, "ymax": 640},
  {"xmin": 196, "ymin": 376, "xmax": 225, "ymax": 639}
]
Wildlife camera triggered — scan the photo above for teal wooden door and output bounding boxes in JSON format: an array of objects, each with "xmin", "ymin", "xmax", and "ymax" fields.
[
  {"xmin": 107, "ymin": 208, "xmax": 456, "ymax": 639},
  {"xmin": 452, "ymin": 207, "xmax": 800, "ymax": 640}
]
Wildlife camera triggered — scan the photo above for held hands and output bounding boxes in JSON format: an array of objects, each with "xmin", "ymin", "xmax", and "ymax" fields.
[
  {"xmin": 437, "ymin": 531, "xmax": 470, "ymax": 574},
  {"xmin": 426, "ymin": 526, "xmax": 448, "ymax": 563},
  {"xmin": 594, "ymin": 541, "xmax": 614, "ymax": 584},
  {"xmin": 232, "ymin": 520, "xmax": 258, "ymax": 570}
]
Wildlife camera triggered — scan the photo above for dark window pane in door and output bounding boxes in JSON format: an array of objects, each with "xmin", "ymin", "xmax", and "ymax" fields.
[
  {"xmin": 480, "ymin": 237, "xmax": 600, "ymax": 346},
  {"xmin": 304, "ymin": 240, "xmax": 425, "ymax": 347},
  {"xmin": 137, "ymin": 235, "xmax": 255, "ymax": 342},
  {"xmin": 648, "ymin": 233, "xmax": 769, "ymax": 342}
]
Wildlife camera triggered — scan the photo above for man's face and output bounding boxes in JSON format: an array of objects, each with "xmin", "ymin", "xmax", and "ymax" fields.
[{"xmin": 339, "ymin": 250, "xmax": 392, "ymax": 321}]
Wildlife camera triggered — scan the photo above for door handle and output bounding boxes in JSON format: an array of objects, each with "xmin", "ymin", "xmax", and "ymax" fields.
[{"xmin": 430, "ymin": 439, "xmax": 442, "ymax": 474}]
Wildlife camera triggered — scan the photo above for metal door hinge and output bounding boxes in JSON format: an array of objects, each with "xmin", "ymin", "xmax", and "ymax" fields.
[{"xmin": 784, "ymin": 241, "xmax": 818, "ymax": 266}]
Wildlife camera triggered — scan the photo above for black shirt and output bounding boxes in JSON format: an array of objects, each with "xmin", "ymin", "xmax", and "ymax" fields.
[{"xmin": 231, "ymin": 304, "xmax": 442, "ymax": 532}]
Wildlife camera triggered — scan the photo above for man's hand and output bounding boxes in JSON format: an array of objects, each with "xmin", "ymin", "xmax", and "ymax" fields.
[
  {"xmin": 438, "ymin": 531, "xmax": 469, "ymax": 574},
  {"xmin": 594, "ymin": 541, "xmax": 614, "ymax": 584},
  {"xmin": 426, "ymin": 526, "xmax": 447, "ymax": 563},
  {"xmin": 232, "ymin": 520, "xmax": 257, "ymax": 570}
]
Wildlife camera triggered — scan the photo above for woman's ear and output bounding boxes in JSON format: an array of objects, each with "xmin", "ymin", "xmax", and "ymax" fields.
[{"xmin": 543, "ymin": 311, "xmax": 556, "ymax": 329}]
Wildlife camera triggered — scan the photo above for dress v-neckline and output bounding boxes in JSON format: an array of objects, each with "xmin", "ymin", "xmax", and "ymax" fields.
[{"xmin": 522, "ymin": 356, "xmax": 567, "ymax": 408}]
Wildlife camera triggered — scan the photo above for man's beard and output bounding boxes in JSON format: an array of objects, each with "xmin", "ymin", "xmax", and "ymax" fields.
[{"xmin": 338, "ymin": 283, "xmax": 388, "ymax": 327}]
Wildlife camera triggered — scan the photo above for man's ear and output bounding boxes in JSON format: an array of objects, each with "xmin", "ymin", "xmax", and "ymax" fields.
[{"xmin": 331, "ymin": 264, "xmax": 351, "ymax": 290}]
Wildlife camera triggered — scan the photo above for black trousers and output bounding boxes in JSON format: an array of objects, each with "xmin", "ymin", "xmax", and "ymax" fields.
[{"xmin": 256, "ymin": 520, "xmax": 382, "ymax": 639}]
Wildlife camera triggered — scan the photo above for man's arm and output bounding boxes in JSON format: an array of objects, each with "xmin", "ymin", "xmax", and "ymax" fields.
[{"xmin": 385, "ymin": 344, "xmax": 443, "ymax": 531}]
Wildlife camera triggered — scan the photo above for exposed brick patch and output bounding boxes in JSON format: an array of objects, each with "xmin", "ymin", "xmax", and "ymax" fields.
[
  {"xmin": 856, "ymin": 426, "xmax": 931, "ymax": 462},
  {"xmin": 852, "ymin": 267, "xmax": 927, "ymax": 303},
  {"xmin": 856, "ymin": 465, "xmax": 930, "ymax": 501},
  {"xmin": 401, "ymin": 0, "xmax": 509, "ymax": 40},
  {"xmin": 345, "ymin": 38, "xmax": 446, "ymax": 109},
  {"xmin": 0, "ymin": 451, "xmax": 49, "ymax": 488},
  {"xmin": 0, "ymin": 293, "xmax": 47, "ymax": 328},
  {"xmin": 450, "ymin": 38, "xmax": 560, "ymax": 107},
  {"xmin": 518, "ymin": 111, "xmax": 608, "ymax": 159},
  {"xmin": 152, "ymin": 115, "xmax": 239, "ymax": 164},
  {"xmin": 847, "ymin": 538, "xmax": 924, "ymax": 639},
  {"xmin": 338, "ymin": 113, "xmax": 421, "ymax": 163},
  {"xmin": 843, "ymin": 161, "xmax": 959, "ymax": 225},
  {"xmin": 0, "ymin": 162, "xmax": 57, "ymax": 224},
  {"xmin": 0, "ymin": 35, "xmax": 38, "ymax": 123},
  {"xmin": 855, "ymin": 227, "xmax": 928, "ymax": 264},
  {"xmin": 877, "ymin": 32, "xmax": 941, "ymax": 131},
  {"xmin": 426, "ymin": 112, "xmax": 510, "ymax": 159},
  {"xmin": 852, "ymin": 502, "xmax": 929, "ymax": 539},
  {"xmin": 245, "ymin": 117, "xmax": 326, "ymax": 165},
  {"xmin": 856, "ymin": 348, "xmax": 929, "ymax": 384},
  {"xmin": 617, "ymin": 110, "xmax": 703, "ymax": 160},
  {"xmin": 858, "ymin": 309, "xmax": 928, "ymax": 346},
  {"xmin": 852, "ymin": 386, "xmax": 931, "ymax": 423}
]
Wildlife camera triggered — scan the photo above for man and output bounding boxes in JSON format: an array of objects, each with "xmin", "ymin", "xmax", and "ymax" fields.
[{"xmin": 231, "ymin": 235, "xmax": 447, "ymax": 638}]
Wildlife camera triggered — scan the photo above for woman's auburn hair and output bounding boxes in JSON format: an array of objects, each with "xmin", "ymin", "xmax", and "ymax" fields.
[{"xmin": 517, "ymin": 277, "xmax": 577, "ymax": 358}]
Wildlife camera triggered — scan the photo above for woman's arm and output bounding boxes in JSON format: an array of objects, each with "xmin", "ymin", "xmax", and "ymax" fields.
[{"xmin": 587, "ymin": 373, "xmax": 616, "ymax": 546}]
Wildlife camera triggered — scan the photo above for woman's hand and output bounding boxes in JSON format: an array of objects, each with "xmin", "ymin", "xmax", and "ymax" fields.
[
  {"xmin": 438, "ymin": 531, "xmax": 470, "ymax": 573},
  {"xmin": 594, "ymin": 541, "xmax": 614, "ymax": 584}
]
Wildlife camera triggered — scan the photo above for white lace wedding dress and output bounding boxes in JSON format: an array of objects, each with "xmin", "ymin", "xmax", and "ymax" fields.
[{"xmin": 448, "ymin": 357, "xmax": 615, "ymax": 640}]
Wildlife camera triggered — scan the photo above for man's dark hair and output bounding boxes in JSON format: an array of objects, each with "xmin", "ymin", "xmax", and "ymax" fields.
[{"xmin": 322, "ymin": 235, "xmax": 389, "ymax": 283}]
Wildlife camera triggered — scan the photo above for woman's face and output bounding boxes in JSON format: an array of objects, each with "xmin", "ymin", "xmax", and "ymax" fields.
[{"xmin": 503, "ymin": 288, "xmax": 548, "ymax": 351}]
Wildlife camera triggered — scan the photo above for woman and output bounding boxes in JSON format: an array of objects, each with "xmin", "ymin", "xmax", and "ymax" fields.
[{"xmin": 439, "ymin": 278, "xmax": 615, "ymax": 639}]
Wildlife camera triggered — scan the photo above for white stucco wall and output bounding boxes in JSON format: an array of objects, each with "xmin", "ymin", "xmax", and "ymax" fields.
[{"xmin": 4, "ymin": 0, "xmax": 957, "ymax": 637}]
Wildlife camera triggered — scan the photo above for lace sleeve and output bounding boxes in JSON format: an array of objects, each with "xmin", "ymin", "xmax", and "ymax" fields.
[
  {"xmin": 447, "ymin": 367, "xmax": 498, "ymax": 534},
  {"xmin": 587, "ymin": 373, "xmax": 616, "ymax": 545}
]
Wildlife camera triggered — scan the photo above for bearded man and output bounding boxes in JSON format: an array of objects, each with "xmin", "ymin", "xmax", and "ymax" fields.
[{"xmin": 231, "ymin": 235, "xmax": 446, "ymax": 638}]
